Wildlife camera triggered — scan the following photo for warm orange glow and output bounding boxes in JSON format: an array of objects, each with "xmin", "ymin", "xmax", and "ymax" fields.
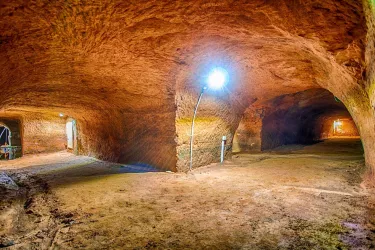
[
  {"xmin": 324, "ymin": 118, "xmax": 359, "ymax": 138},
  {"xmin": 333, "ymin": 119, "xmax": 343, "ymax": 135},
  {"xmin": 320, "ymin": 118, "xmax": 359, "ymax": 139}
]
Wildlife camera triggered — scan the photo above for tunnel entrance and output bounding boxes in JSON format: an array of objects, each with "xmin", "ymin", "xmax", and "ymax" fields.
[
  {"xmin": 261, "ymin": 89, "xmax": 361, "ymax": 150},
  {"xmin": 0, "ymin": 119, "xmax": 22, "ymax": 159},
  {"xmin": 66, "ymin": 118, "xmax": 77, "ymax": 152},
  {"xmin": 232, "ymin": 89, "xmax": 362, "ymax": 153}
]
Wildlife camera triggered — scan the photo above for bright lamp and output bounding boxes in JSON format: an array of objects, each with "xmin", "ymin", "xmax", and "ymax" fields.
[{"xmin": 207, "ymin": 67, "xmax": 228, "ymax": 90}]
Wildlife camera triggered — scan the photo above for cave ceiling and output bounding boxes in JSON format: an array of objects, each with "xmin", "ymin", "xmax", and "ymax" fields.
[{"xmin": 0, "ymin": 0, "xmax": 366, "ymax": 117}]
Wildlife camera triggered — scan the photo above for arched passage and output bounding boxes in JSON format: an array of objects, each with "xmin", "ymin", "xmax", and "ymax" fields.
[
  {"xmin": 0, "ymin": 125, "xmax": 11, "ymax": 145},
  {"xmin": 0, "ymin": 0, "xmax": 373, "ymax": 176},
  {"xmin": 0, "ymin": 118, "xmax": 22, "ymax": 159},
  {"xmin": 233, "ymin": 88, "xmax": 363, "ymax": 154}
]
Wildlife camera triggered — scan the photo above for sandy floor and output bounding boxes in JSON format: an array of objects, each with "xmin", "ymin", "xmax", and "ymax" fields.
[{"xmin": 1, "ymin": 139, "xmax": 374, "ymax": 249}]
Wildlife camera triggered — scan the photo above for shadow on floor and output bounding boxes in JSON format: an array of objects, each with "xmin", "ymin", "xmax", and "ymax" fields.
[{"xmin": 118, "ymin": 163, "xmax": 162, "ymax": 173}]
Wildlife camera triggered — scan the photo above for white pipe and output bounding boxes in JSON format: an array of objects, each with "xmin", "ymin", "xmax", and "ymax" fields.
[
  {"xmin": 221, "ymin": 136, "xmax": 226, "ymax": 163},
  {"xmin": 189, "ymin": 88, "xmax": 205, "ymax": 171}
]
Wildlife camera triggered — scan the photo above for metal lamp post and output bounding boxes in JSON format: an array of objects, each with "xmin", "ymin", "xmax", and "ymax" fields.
[{"xmin": 189, "ymin": 67, "xmax": 228, "ymax": 171}]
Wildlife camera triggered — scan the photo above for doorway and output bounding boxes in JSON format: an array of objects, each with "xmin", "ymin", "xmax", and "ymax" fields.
[{"xmin": 66, "ymin": 119, "xmax": 77, "ymax": 151}]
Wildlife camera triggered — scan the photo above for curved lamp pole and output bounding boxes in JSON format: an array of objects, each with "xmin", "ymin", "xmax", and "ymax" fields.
[
  {"xmin": 189, "ymin": 67, "xmax": 228, "ymax": 171},
  {"xmin": 189, "ymin": 86, "xmax": 207, "ymax": 171}
]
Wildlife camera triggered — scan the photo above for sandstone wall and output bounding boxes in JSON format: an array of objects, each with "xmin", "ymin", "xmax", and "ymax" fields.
[
  {"xmin": 74, "ymin": 109, "xmax": 177, "ymax": 171},
  {"xmin": 365, "ymin": 0, "xmax": 375, "ymax": 175},
  {"xmin": 0, "ymin": 0, "xmax": 372, "ymax": 173},
  {"xmin": 261, "ymin": 111, "xmax": 300, "ymax": 150},
  {"xmin": 232, "ymin": 107, "xmax": 263, "ymax": 153},
  {"xmin": 22, "ymin": 114, "xmax": 66, "ymax": 154},
  {"xmin": 348, "ymin": 0, "xmax": 375, "ymax": 176},
  {"xmin": 175, "ymin": 91, "xmax": 242, "ymax": 172},
  {"xmin": 174, "ymin": 56, "xmax": 255, "ymax": 171}
]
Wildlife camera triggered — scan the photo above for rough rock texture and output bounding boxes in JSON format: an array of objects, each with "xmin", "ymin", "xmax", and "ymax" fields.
[
  {"xmin": 22, "ymin": 113, "xmax": 66, "ymax": 154},
  {"xmin": 362, "ymin": 0, "xmax": 375, "ymax": 177},
  {"xmin": 75, "ymin": 111, "xmax": 177, "ymax": 170},
  {"xmin": 232, "ymin": 107, "xmax": 263, "ymax": 153},
  {"xmin": 0, "ymin": 0, "xmax": 374, "ymax": 173}
]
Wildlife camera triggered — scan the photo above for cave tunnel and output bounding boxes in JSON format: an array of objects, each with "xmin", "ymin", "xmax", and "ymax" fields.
[
  {"xmin": 1, "ymin": 0, "xmax": 375, "ymax": 248},
  {"xmin": 233, "ymin": 88, "xmax": 362, "ymax": 152}
]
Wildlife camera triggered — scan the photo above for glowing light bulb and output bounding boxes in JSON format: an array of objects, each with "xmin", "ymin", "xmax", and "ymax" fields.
[{"xmin": 207, "ymin": 68, "xmax": 228, "ymax": 90}]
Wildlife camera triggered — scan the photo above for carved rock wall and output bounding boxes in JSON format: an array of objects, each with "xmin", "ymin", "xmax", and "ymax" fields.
[
  {"xmin": 0, "ymin": 0, "xmax": 374, "ymax": 174},
  {"xmin": 22, "ymin": 113, "xmax": 66, "ymax": 154}
]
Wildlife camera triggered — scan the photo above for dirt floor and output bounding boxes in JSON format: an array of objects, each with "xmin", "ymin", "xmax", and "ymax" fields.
[{"xmin": 0, "ymin": 139, "xmax": 374, "ymax": 249}]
